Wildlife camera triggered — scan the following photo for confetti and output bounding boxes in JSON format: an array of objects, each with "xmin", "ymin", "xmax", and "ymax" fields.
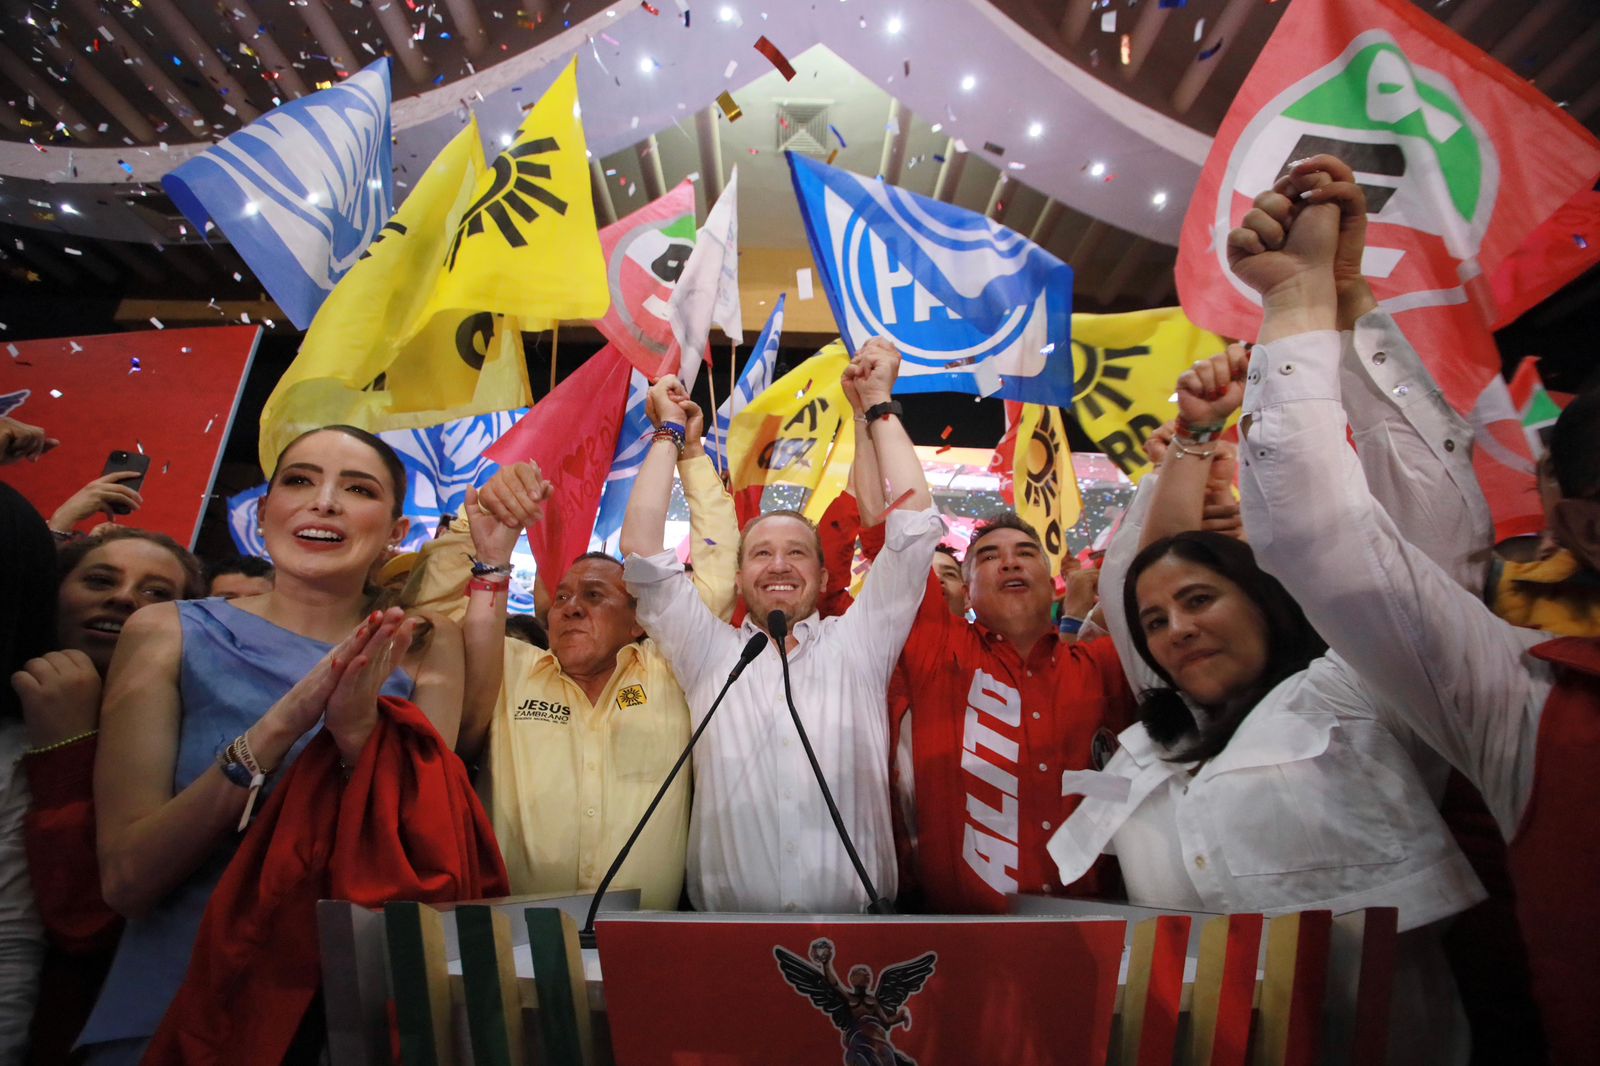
[
  {"xmin": 724, "ymin": 60, "xmax": 738, "ymax": 78},
  {"xmin": 69, "ymin": 342, "xmax": 83, "ymax": 353},
  {"xmin": 826, "ymin": 149, "xmax": 839, "ymax": 165},
  {"xmin": 882, "ymin": 488, "xmax": 917, "ymax": 517},
  {"xmin": 1100, "ymin": 11, "xmax": 1116, "ymax": 32},
  {"xmin": 1198, "ymin": 39, "xmax": 1225, "ymax": 61},
  {"xmin": 640, "ymin": 1, "xmax": 659, "ymax": 13},
  {"xmin": 755, "ymin": 35, "xmax": 797, "ymax": 80},
  {"xmin": 204, "ymin": 417, "xmax": 216, "ymax": 434},
  {"xmin": 135, "ymin": 441, "xmax": 145, "ymax": 455},
  {"xmin": 1159, "ymin": 0, "xmax": 1187, "ymax": 6},
  {"xmin": 50, "ymin": 389, "xmax": 63, "ymax": 399},
  {"xmin": 940, "ymin": 425, "xmax": 954, "ymax": 440},
  {"xmin": 149, "ymin": 317, "xmax": 164, "ymax": 329},
  {"xmin": 1195, "ymin": 19, "xmax": 1206, "ymax": 42},
  {"xmin": 796, "ymin": 268, "xmax": 814, "ymax": 300},
  {"xmin": 1120, "ymin": 33, "xmax": 1132, "ymax": 65},
  {"xmin": 983, "ymin": 142, "xmax": 1005, "ymax": 156},
  {"xmin": 1576, "ymin": 234, "xmax": 1590, "ymax": 249},
  {"xmin": 129, "ymin": 358, "xmax": 142, "ymax": 374},
  {"xmin": 715, "ymin": 91, "xmax": 743, "ymax": 122},
  {"xmin": 829, "ymin": 124, "xmax": 847, "ymax": 148}
]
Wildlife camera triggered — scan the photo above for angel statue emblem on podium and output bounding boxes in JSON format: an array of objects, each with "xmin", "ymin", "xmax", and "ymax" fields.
[{"xmin": 773, "ymin": 937, "xmax": 938, "ymax": 1066}]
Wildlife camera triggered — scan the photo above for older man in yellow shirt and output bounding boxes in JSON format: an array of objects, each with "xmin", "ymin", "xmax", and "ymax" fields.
[{"xmin": 410, "ymin": 387, "xmax": 736, "ymax": 909}]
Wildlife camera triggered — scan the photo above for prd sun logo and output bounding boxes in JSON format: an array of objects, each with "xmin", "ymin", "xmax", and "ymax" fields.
[
  {"xmin": 1216, "ymin": 31, "xmax": 1499, "ymax": 314},
  {"xmin": 446, "ymin": 136, "xmax": 570, "ymax": 270}
]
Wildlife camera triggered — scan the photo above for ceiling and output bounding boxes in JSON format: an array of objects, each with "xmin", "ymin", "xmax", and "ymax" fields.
[{"xmin": 0, "ymin": 0, "xmax": 1596, "ymax": 331}]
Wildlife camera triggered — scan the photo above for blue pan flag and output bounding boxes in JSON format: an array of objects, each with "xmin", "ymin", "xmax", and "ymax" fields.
[
  {"xmin": 787, "ymin": 153, "xmax": 1073, "ymax": 406},
  {"xmin": 163, "ymin": 60, "xmax": 395, "ymax": 330}
]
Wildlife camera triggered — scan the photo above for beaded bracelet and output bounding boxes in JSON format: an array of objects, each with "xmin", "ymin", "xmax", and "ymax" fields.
[
  {"xmin": 651, "ymin": 425, "xmax": 686, "ymax": 454},
  {"xmin": 25, "ymin": 729, "xmax": 97, "ymax": 756}
]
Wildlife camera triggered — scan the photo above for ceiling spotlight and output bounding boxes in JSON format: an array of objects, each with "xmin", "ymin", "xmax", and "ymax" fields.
[
  {"xmin": 58, "ymin": 203, "xmax": 78, "ymax": 215},
  {"xmin": 886, "ymin": 15, "xmax": 904, "ymax": 35},
  {"xmin": 718, "ymin": 5, "xmax": 735, "ymax": 21},
  {"xmin": 1027, "ymin": 121, "xmax": 1044, "ymax": 139},
  {"xmin": 1089, "ymin": 161, "xmax": 1106, "ymax": 177},
  {"xmin": 500, "ymin": 132, "xmax": 514, "ymax": 147},
  {"xmin": 1152, "ymin": 191, "xmax": 1169, "ymax": 208},
  {"xmin": 960, "ymin": 74, "xmax": 976, "ymax": 92}
]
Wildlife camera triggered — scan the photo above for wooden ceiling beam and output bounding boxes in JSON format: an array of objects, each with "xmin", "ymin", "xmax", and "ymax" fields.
[
  {"xmin": 1058, "ymin": 0, "xmax": 1097, "ymax": 47},
  {"xmin": 39, "ymin": 29, "xmax": 157, "ymax": 142},
  {"xmin": 0, "ymin": 41, "xmax": 99, "ymax": 144},
  {"xmin": 294, "ymin": 0, "xmax": 363, "ymax": 78},
  {"xmin": 590, "ymin": 157, "xmax": 618, "ymax": 228},
  {"xmin": 140, "ymin": 0, "xmax": 263, "ymax": 122},
  {"xmin": 441, "ymin": 0, "xmax": 490, "ymax": 60},
  {"xmin": 694, "ymin": 106, "xmax": 726, "ymax": 219},
  {"xmin": 636, "ymin": 134, "xmax": 667, "ymax": 201},
  {"xmin": 225, "ymin": 0, "xmax": 311, "ymax": 100},
  {"xmin": 1121, "ymin": 2, "xmax": 1174, "ymax": 82},
  {"xmin": 67, "ymin": 0, "xmax": 209, "ymax": 136}
]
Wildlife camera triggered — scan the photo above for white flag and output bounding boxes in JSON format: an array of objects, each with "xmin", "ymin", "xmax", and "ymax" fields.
[{"xmin": 668, "ymin": 167, "xmax": 742, "ymax": 392}]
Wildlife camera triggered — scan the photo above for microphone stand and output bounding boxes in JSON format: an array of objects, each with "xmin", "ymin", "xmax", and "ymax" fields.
[
  {"xmin": 768, "ymin": 611, "xmax": 894, "ymax": 916},
  {"xmin": 579, "ymin": 631, "xmax": 769, "ymax": 949}
]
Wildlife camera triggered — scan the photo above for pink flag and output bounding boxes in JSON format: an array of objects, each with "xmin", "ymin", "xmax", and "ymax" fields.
[{"xmin": 485, "ymin": 345, "xmax": 632, "ymax": 588}]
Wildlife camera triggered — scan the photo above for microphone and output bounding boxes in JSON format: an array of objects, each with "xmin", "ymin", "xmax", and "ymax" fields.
[
  {"xmin": 580, "ymin": 629, "xmax": 769, "ymax": 948},
  {"xmin": 767, "ymin": 610, "xmax": 894, "ymax": 916}
]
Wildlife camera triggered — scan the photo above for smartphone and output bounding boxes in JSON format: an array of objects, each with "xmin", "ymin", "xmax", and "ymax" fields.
[{"xmin": 100, "ymin": 449, "xmax": 152, "ymax": 514}]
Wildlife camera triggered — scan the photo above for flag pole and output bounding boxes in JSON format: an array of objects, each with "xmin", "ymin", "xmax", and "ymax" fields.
[
  {"xmin": 705, "ymin": 344, "xmax": 722, "ymax": 477},
  {"xmin": 549, "ymin": 322, "xmax": 559, "ymax": 394}
]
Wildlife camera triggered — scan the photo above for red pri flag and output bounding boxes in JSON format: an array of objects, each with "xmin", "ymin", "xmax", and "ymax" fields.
[
  {"xmin": 484, "ymin": 345, "xmax": 631, "ymax": 588},
  {"xmin": 594, "ymin": 179, "xmax": 699, "ymax": 379},
  {"xmin": 1176, "ymin": 0, "xmax": 1600, "ymax": 540}
]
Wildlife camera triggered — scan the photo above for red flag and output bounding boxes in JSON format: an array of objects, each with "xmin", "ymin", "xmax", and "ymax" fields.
[
  {"xmin": 1175, "ymin": 0, "xmax": 1600, "ymax": 541},
  {"xmin": 988, "ymin": 400, "xmax": 1024, "ymax": 507},
  {"xmin": 594, "ymin": 180, "xmax": 699, "ymax": 379},
  {"xmin": 485, "ymin": 345, "xmax": 631, "ymax": 588},
  {"xmin": 1489, "ymin": 189, "xmax": 1600, "ymax": 329}
]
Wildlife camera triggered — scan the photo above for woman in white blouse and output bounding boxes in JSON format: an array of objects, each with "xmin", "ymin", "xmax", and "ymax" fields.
[{"xmin": 1049, "ymin": 339, "xmax": 1485, "ymax": 1064}]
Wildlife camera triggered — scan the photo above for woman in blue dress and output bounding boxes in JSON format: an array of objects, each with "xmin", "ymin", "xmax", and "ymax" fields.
[{"xmin": 80, "ymin": 426, "xmax": 465, "ymax": 1064}]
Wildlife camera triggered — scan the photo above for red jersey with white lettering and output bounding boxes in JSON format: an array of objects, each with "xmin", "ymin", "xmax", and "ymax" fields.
[{"xmin": 898, "ymin": 580, "xmax": 1136, "ymax": 914}]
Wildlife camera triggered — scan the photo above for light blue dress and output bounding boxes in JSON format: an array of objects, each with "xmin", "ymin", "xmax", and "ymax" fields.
[{"xmin": 78, "ymin": 599, "xmax": 413, "ymax": 1064}]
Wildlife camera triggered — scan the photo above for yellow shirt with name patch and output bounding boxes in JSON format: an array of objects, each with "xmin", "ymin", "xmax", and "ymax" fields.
[{"xmin": 477, "ymin": 638, "xmax": 692, "ymax": 909}]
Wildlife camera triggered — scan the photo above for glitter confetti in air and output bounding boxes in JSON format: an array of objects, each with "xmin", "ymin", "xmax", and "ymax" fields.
[
  {"xmin": 882, "ymin": 488, "xmax": 917, "ymax": 517},
  {"xmin": 829, "ymin": 124, "xmax": 847, "ymax": 148},
  {"xmin": 135, "ymin": 441, "xmax": 145, "ymax": 455},
  {"xmin": 1576, "ymin": 234, "xmax": 1590, "ymax": 250},
  {"xmin": 50, "ymin": 390, "xmax": 63, "ymax": 398},
  {"xmin": 149, "ymin": 318, "xmax": 164, "ymax": 330},
  {"xmin": 715, "ymin": 91, "xmax": 743, "ymax": 122},
  {"xmin": 940, "ymin": 425, "xmax": 953, "ymax": 440},
  {"xmin": 1198, "ymin": 39, "xmax": 1225, "ymax": 61},
  {"xmin": 796, "ymin": 267, "xmax": 814, "ymax": 300},
  {"xmin": 129, "ymin": 358, "xmax": 142, "ymax": 374}
]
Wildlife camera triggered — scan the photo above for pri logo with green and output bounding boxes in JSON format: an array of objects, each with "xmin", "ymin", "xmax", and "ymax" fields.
[{"xmin": 1218, "ymin": 31, "xmax": 1500, "ymax": 310}]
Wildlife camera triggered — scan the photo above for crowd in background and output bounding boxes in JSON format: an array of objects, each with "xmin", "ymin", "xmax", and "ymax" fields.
[{"xmin": 1, "ymin": 155, "xmax": 1598, "ymax": 1065}]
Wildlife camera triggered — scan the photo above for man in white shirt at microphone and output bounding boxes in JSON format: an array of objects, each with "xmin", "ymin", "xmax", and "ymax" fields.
[{"xmin": 621, "ymin": 338, "xmax": 942, "ymax": 913}]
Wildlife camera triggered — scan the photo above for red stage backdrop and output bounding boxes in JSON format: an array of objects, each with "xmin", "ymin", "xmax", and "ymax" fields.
[
  {"xmin": 0, "ymin": 326, "xmax": 260, "ymax": 547},
  {"xmin": 597, "ymin": 917, "xmax": 1124, "ymax": 1066}
]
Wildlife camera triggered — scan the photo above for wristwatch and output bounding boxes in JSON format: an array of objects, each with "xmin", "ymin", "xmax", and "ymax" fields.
[{"xmin": 863, "ymin": 400, "xmax": 903, "ymax": 423}]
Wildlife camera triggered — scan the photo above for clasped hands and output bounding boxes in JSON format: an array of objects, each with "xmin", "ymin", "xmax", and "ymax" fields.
[{"xmin": 842, "ymin": 337, "xmax": 900, "ymax": 415}]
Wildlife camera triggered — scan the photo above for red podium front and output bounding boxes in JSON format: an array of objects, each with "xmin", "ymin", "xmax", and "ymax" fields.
[{"xmin": 595, "ymin": 914, "xmax": 1125, "ymax": 1066}]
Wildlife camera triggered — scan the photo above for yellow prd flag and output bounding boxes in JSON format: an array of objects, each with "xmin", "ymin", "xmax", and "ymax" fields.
[
  {"xmin": 1010, "ymin": 404, "xmax": 1080, "ymax": 577},
  {"xmin": 1069, "ymin": 307, "xmax": 1229, "ymax": 483},
  {"xmin": 727, "ymin": 342, "xmax": 852, "ymax": 499},
  {"xmin": 257, "ymin": 118, "xmax": 530, "ymax": 474},
  {"xmin": 421, "ymin": 58, "xmax": 608, "ymax": 329}
]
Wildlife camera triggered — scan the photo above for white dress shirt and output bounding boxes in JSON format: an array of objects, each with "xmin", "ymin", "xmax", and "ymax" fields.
[
  {"xmin": 1238, "ymin": 327, "xmax": 1551, "ymax": 838},
  {"xmin": 625, "ymin": 505, "xmax": 944, "ymax": 913},
  {"xmin": 1049, "ymin": 476, "xmax": 1485, "ymax": 931}
]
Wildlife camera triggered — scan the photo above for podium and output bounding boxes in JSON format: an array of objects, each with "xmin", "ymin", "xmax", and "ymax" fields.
[{"xmin": 316, "ymin": 897, "xmax": 1398, "ymax": 1065}]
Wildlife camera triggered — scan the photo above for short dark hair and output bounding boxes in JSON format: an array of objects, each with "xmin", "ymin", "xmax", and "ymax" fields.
[
  {"xmin": 205, "ymin": 554, "xmax": 275, "ymax": 584},
  {"xmin": 57, "ymin": 526, "xmax": 206, "ymax": 600},
  {"xmin": 737, "ymin": 509, "xmax": 825, "ymax": 567},
  {"xmin": 571, "ymin": 550, "xmax": 624, "ymax": 570},
  {"xmin": 933, "ymin": 543, "xmax": 960, "ymax": 561},
  {"xmin": 962, "ymin": 511, "xmax": 1042, "ymax": 578},
  {"xmin": 1122, "ymin": 532, "xmax": 1327, "ymax": 763},
  {"xmin": 1549, "ymin": 385, "xmax": 1600, "ymax": 500},
  {"xmin": 269, "ymin": 424, "xmax": 408, "ymax": 518}
]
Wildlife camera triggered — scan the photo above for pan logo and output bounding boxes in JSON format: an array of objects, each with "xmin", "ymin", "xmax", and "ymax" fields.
[
  {"xmin": 1218, "ymin": 32, "xmax": 1499, "ymax": 309},
  {"xmin": 826, "ymin": 182, "xmax": 1062, "ymax": 392}
]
